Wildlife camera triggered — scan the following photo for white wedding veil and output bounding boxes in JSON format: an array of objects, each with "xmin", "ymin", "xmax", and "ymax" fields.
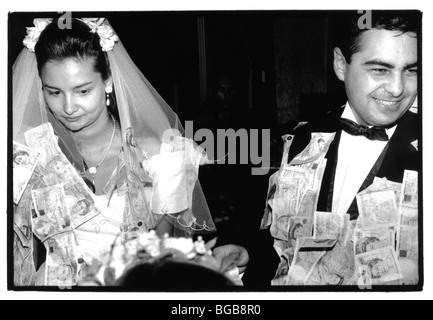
[{"xmin": 13, "ymin": 17, "xmax": 216, "ymax": 240}]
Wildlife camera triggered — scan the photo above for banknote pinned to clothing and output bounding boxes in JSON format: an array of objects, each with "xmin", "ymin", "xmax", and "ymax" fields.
[
  {"xmin": 313, "ymin": 211, "xmax": 350, "ymax": 245},
  {"xmin": 399, "ymin": 170, "xmax": 418, "ymax": 221},
  {"xmin": 396, "ymin": 170, "xmax": 419, "ymax": 285},
  {"xmin": 357, "ymin": 176, "xmax": 403, "ymax": 204},
  {"xmin": 289, "ymin": 132, "xmax": 335, "ymax": 166},
  {"xmin": 287, "ymin": 245, "xmax": 326, "ymax": 285},
  {"xmin": 13, "ymin": 141, "xmax": 42, "ymax": 204},
  {"xmin": 262, "ymin": 132, "xmax": 334, "ymax": 232},
  {"xmin": 304, "ymin": 243, "xmax": 356, "ymax": 286},
  {"xmin": 355, "ymin": 246, "xmax": 403, "ymax": 286},
  {"xmin": 356, "ymin": 189, "xmax": 399, "ymax": 231},
  {"xmin": 31, "ymin": 184, "xmax": 73, "ymax": 241},
  {"xmin": 44, "ymin": 230, "xmax": 82, "ymax": 287},
  {"xmin": 271, "ymin": 239, "xmax": 295, "ymax": 285},
  {"xmin": 24, "ymin": 123, "xmax": 101, "ymax": 228},
  {"xmin": 353, "ymin": 228, "xmax": 396, "ymax": 255}
]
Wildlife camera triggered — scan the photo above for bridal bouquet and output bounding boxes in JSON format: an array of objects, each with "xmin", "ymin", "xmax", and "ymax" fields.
[{"xmin": 79, "ymin": 231, "xmax": 242, "ymax": 286}]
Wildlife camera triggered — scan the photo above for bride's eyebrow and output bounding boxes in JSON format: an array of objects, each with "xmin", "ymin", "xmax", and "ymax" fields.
[{"xmin": 42, "ymin": 81, "xmax": 94, "ymax": 90}]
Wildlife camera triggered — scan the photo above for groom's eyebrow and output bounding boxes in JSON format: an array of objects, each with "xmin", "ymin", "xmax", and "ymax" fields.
[
  {"xmin": 363, "ymin": 60, "xmax": 395, "ymax": 69},
  {"xmin": 363, "ymin": 60, "xmax": 418, "ymax": 70}
]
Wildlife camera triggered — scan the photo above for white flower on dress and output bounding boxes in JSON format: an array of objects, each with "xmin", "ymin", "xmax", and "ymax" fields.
[
  {"xmin": 137, "ymin": 230, "xmax": 161, "ymax": 257},
  {"xmin": 163, "ymin": 237, "xmax": 196, "ymax": 258}
]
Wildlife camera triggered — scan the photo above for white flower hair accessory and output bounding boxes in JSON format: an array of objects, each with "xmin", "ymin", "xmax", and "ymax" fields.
[
  {"xmin": 22, "ymin": 17, "xmax": 119, "ymax": 53},
  {"xmin": 22, "ymin": 18, "xmax": 53, "ymax": 52},
  {"xmin": 79, "ymin": 18, "xmax": 119, "ymax": 51}
]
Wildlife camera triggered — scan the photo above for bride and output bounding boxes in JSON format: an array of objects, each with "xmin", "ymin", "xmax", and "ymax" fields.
[{"xmin": 12, "ymin": 16, "xmax": 248, "ymax": 287}]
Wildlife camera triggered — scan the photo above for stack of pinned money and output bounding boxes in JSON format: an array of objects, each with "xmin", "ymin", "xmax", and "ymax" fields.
[
  {"xmin": 396, "ymin": 171, "xmax": 419, "ymax": 285},
  {"xmin": 353, "ymin": 171, "xmax": 419, "ymax": 286},
  {"xmin": 264, "ymin": 132, "xmax": 336, "ymax": 285},
  {"xmin": 262, "ymin": 129, "xmax": 419, "ymax": 287},
  {"xmin": 22, "ymin": 123, "xmax": 102, "ymax": 286},
  {"xmin": 286, "ymin": 211, "xmax": 355, "ymax": 285}
]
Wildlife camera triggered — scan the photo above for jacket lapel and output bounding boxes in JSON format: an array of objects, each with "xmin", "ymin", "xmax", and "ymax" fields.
[
  {"xmin": 287, "ymin": 107, "xmax": 344, "ymax": 212},
  {"xmin": 344, "ymin": 111, "xmax": 419, "ymax": 219},
  {"xmin": 286, "ymin": 108, "xmax": 419, "ymax": 218}
]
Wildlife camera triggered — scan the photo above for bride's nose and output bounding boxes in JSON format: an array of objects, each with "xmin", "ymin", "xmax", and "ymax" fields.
[{"xmin": 63, "ymin": 95, "xmax": 79, "ymax": 115}]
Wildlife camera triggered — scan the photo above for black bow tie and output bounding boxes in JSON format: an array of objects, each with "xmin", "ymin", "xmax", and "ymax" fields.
[{"xmin": 339, "ymin": 118, "xmax": 389, "ymax": 141}]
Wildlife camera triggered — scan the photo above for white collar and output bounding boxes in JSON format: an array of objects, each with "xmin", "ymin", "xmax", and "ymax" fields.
[{"xmin": 342, "ymin": 102, "xmax": 397, "ymax": 137}]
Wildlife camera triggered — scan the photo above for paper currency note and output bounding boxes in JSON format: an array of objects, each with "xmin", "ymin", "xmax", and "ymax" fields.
[
  {"xmin": 261, "ymin": 171, "xmax": 279, "ymax": 230},
  {"xmin": 356, "ymin": 189, "xmax": 399, "ymax": 231},
  {"xmin": 297, "ymin": 190, "xmax": 319, "ymax": 219},
  {"xmin": 287, "ymin": 246, "xmax": 326, "ymax": 285},
  {"xmin": 31, "ymin": 184, "xmax": 72, "ymax": 240},
  {"xmin": 296, "ymin": 158, "xmax": 327, "ymax": 192},
  {"xmin": 313, "ymin": 211, "xmax": 350, "ymax": 243},
  {"xmin": 270, "ymin": 167, "xmax": 308, "ymax": 222},
  {"xmin": 344, "ymin": 219, "xmax": 359, "ymax": 247},
  {"xmin": 359, "ymin": 177, "xmax": 403, "ymax": 204},
  {"xmin": 270, "ymin": 190, "xmax": 319, "ymax": 242},
  {"xmin": 399, "ymin": 207, "xmax": 418, "ymax": 226},
  {"xmin": 288, "ymin": 216, "xmax": 314, "ymax": 246},
  {"xmin": 312, "ymin": 158, "xmax": 327, "ymax": 193},
  {"xmin": 271, "ymin": 240, "xmax": 295, "ymax": 285},
  {"xmin": 305, "ymin": 243, "xmax": 355, "ymax": 285},
  {"xmin": 399, "ymin": 170, "xmax": 418, "ymax": 226},
  {"xmin": 270, "ymin": 157, "xmax": 326, "ymax": 227},
  {"xmin": 396, "ymin": 225, "xmax": 418, "ymax": 285},
  {"xmin": 355, "ymin": 246, "xmax": 403, "ymax": 285},
  {"xmin": 290, "ymin": 132, "xmax": 335, "ymax": 165},
  {"xmin": 24, "ymin": 122, "xmax": 58, "ymax": 167},
  {"xmin": 65, "ymin": 183, "xmax": 101, "ymax": 228},
  {"xmin": 25, "ymin": 123, "xmax": 101, "ymax": 227},
  {"xmin": 272, "ymin": 259, "xmax": 291, "ymax": 286},
  {"xmin": 279, "ymin": 166, "xmax": 309, "ymax": 214},
  {"xmin": 274, "ymin": 239, "xmax": 293, "ymax": 261},
  {"xmin": 354, "ymin": 228, "xmax": 396, "ymax": 255},
  {"xmin": 400, "ymin": 170, "xmax": 418, "ymax": 208},
  {"xmin": 13, "ymin": 141, "xmax": 42, "ymax": 204},
  {"xmin": 45, "ymin": 230, "xmax": 80, "ymax": 287},
  {"xmin": 382, "ymin": 179, "xmax": 403, "ymax": 205},
  {"xmin": 396, "ymin": 171, "xmax": 418, "ymax": 286},
  {"xmin": 270, "ymin": 211, "xmax": 291, "ymax": 241},
  {"xmin": 397, "ymin": 225, "xmax": 418, "ymax": 261},
  {"xmin": 397, "ymin": 171, "xmax": 418, "ymax": 227}
]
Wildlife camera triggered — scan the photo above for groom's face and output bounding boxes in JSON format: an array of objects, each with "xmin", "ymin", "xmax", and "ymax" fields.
[{"xmin": 337, "ymin": 29, "xmax": 418, "ymax": 127}]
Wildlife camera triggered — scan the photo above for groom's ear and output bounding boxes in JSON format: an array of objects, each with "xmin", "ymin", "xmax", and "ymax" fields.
[{"xmin": 333, "ymin": 47, "xmax": 348, "ymax": 82}]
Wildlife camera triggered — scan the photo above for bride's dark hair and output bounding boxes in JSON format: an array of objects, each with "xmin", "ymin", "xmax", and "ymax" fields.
[
  {"xmin": 35, "ymin": 18, "xmax": 110, "ymax": 81},
  {"xmin": 34, "ymin": 18, "xmax": 118, "ymax": 119}
]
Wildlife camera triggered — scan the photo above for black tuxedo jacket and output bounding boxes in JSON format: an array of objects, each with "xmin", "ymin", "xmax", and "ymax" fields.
[{"xmin": 287, "ymin": 106, "xmax": 419, "ymax": 220}]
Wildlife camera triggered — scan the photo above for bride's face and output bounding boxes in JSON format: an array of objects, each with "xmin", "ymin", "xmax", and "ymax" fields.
[{"xmin": 40, "ymin": 58, "xmax": 109, "ymax": 132}]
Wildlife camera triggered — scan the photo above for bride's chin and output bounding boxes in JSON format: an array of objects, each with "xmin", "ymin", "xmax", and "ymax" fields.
[{"xmin": 60, "ymin": 121, "xmax": 84, "ymax": 133}]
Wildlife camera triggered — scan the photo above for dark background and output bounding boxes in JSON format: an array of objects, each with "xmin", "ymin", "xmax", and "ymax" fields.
[{"xmin": 9, "ymin": 11, "xmax": 349, "ymax": 289}]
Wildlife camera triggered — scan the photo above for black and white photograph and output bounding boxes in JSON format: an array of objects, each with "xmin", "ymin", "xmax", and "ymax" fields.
[{"xmin": 3, "ymin": 0, "xmax": 432, "ymax": 303}]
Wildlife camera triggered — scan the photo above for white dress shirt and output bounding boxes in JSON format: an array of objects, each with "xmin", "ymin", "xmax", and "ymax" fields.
[{"xmin": 331, "ymin": 103, "xmax": 396, "ymax": 214}]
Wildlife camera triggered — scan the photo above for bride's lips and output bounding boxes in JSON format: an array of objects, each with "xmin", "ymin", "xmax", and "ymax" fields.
[{"xmin": 64, "ymin": 116, "xmax": 82, "ymax": 122}]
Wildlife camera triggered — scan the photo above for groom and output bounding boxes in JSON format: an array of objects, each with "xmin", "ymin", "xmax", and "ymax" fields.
[{"xmin": 287, "ymin": 11, "xmax": 419, "ymax": 221}]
